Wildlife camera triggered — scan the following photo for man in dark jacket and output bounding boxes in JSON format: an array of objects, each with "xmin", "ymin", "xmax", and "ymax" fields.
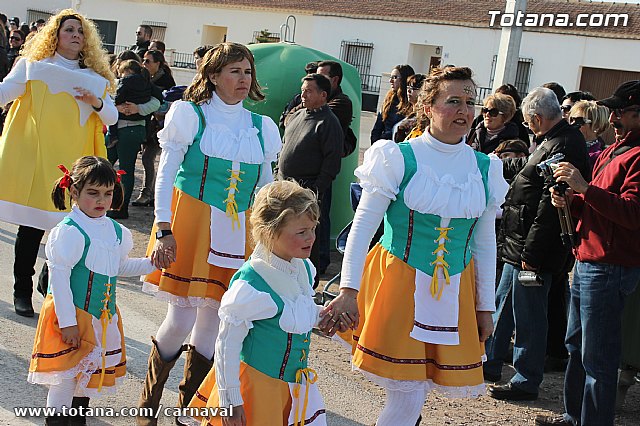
[
  {"xmin": 484, "ymin": 87, "xmax": 589, "ymax": 401},
  {"xmin": 278, "ymin": 74, "xmax": 343, "ymax": 281},
  {"xmin": 131, "ymin": 24, "xmax": 152, "ymax": 57},
  {"xmin": 536, "ymin": 81, "xmax": 640, "ymax": 426}
]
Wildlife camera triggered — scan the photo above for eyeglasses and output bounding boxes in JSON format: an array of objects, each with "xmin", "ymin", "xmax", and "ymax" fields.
[
  {"xmin": 407, "ymin": 86, "xmax": 421, "ymax": 91},
  {"xmin": 560, "ymin": 105, "xmax": 573, "ymax": 113},
  {"xmin": 9, "ymin": 36, "xmax": 22, "ymax": 41},
  {"xmin": 390, "ymin": 75, "xmax": 400, "ymax": 80},
  {"xmin": 481, "ymin": 107, "xmax": 505, "ymax": 117},
  {"xmin": 569, "ymin": 117, "xmax": 592, "ymax": 126}
]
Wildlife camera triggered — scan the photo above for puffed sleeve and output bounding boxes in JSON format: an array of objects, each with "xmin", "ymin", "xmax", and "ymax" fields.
[
  {"xmin": 354, "ymin": 139, "xmax": 405, "ymax": 200},
  {"xmin": 215, "ymin": 280, "xmax": 278, "ymax": 407},
  {"xmin": 157, "ymin": 100, "xmax": 200, "ymax": 154},
  {"xmin": 470, "ymin": 155, "xmax": 509, "ymax": 312},
  {"xmin": 260, "ymin": 115, "xmax": 282, "ymax": 164},
  {"xmin": 45, "ymin": 224, "xmax": 86, "ymax": 328},
  {"xmin": 0, "ymin": 57, "xmax": 27, "ymax": 106},
  {"xmin": 118, "ymin": 226, "xmax": 155, "ymax": 277}
]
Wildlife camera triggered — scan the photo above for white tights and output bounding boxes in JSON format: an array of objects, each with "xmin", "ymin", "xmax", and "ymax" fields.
[
  {"xmin": 155, "ymin": 304, "xmax": 221, "ymax": 361},
  {"xmin": 46, "ymin": 378, "xmax": 77, "ymax": 413},
  {"xmin": 376, "ymin": 388, "xmax": 427, "ymax": 426}
]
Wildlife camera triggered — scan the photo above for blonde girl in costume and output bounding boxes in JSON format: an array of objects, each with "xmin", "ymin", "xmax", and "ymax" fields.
[
  {"xmin": 321, "ymin": 67, "xmax": 509, "ymax": 425},
  {"xmin": 188, "ymin": 180, "xmax": 329, "ymax": 426},
  {"xmin": 28, "ymin": 156, "xmax": 158, "ymax": 426},
  {"xmin": 0, "ymin": 10, "xmax": 117, "ymax": 318},
  {"xmin": 137, "ymin": 42, "xmax": 281, "ymax": 425}
]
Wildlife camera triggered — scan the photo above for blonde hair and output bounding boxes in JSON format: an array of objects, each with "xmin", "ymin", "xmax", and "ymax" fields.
[
  {"xmin": 569, "ymin": 100, "xmax": 610, "ymax": 136},
  {"xmin": 417, "ymin": 66, "xmax": 476, "ymax": 109},
  {"xmin": 184, "ymin": 42, "xmax": 264, "ymax": 104},
  {"xmin": 250, "ymin": 181, "xmax": 320, "ymax": 254},
  {"xmin": 484, "ymin": 93, "xmax": 517, "ymax": 122},
  {"xmin": 20, "ymin": 9, "xmax": 116, "ymax": 94}
]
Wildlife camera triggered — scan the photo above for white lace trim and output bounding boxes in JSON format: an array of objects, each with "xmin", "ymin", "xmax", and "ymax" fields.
[
  {"xmin": 355, "ymin": 367, "xmax": 487, "ymax": 398},
  {"xmin": 142, "ymin": 281, "xmax": 221, "ymax": 309},
  {"xmin": 27, "ymin": 346, "xmax": 102, "ymax": 391}
]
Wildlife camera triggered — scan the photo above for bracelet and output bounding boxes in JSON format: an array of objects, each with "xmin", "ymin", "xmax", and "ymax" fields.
[{"xmin": 92, "ymin": 98, "xmax": 104, "ymax": 112}]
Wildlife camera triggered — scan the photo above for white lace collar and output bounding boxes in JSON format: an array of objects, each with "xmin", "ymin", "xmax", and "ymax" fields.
[
  {"xmin": 207, "ymin": 91, "xmax": 245, "ymax": 117},
  {"xmin": 251, "ymin": 243, "xmax": 298, "ymax": 276}
]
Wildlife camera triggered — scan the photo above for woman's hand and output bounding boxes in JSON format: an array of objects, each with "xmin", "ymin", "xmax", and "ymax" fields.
[
  {"xmin": 74, "ymin": 87, "xmax": 102, "ymax": 109},
  {"xmin": 476, "ymin": 311, "xmax": 494, "ymax": 342},
  {"xmin": 123, "ymin": 102, "xmax": 140, "ymax": 114},
  {"xmin": 222, "ymin": 405, "xmax": 246, "ymax": 426},
  {"xmin": 318, "ymin": 288, "xmax": 359, "ymax": 336},
  {"xmin": 61, "ymin": 325, "xmax": 80, "ymax": 348},
  {"xmin": 553, "ymin": 162, "xmax": 589, "ymax": 194},
  {"xmin": 151, "ymin": 223, "xmax": 177, "ymax": 269}
]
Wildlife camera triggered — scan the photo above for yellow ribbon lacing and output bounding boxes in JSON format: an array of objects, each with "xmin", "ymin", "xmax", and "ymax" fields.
[
  {"xmin": 430, "ymin": 227, "xmax": 453, "ymax": 300},
  {"xmin": 293, "ymin": 366, "xmax": 318, "ymax": 426},
  {"xmin": 98, "ymin": 279, "xmax": 113, "ymax": 392},
  {"xmin": 223, "ymin": 169, "xmax": 244, "ymax": 230}
]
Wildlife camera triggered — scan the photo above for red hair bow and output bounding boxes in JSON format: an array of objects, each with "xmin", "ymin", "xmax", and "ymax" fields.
[
  {"xmin": 116, "ymin": 169, "xmax": 126, "ymax": 183},
  {"xmin": 58, "ymin": 164, "xmax": 72, "ymax": 190}
]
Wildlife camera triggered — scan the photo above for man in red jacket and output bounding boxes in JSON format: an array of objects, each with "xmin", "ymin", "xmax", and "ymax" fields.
[{"xmin": 536, "ymin": 80, "xmax": 640, "ymax": 426}]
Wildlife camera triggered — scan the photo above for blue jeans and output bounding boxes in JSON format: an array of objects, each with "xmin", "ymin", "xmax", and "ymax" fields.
[
  {"xmin": 563, "ymin": 261, "xmax": 640, "ymax": 426},
  {"xmin": 484, "ymin": 263, "xmax": 553, "ymax": 393}
]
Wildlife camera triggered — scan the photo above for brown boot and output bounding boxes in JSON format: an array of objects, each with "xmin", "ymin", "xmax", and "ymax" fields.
[
  {"xmin": 137, "ymin": 338, "xmax": 186, "ymax": 426},
  {"xmin": 175, "ymin": 345, "xmax": 213, "ymax": 424}
]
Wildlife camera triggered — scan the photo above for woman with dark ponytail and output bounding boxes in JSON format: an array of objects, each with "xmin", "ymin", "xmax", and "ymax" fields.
[{"xmin": 29, "ymin": 156, "xmax": 159, "ymax": 425}]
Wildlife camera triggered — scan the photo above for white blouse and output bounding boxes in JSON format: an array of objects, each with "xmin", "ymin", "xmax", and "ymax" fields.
[
  {"xmin": 154, "ymin": 92, "xmax": 282, "ymax": 223},
  {"xmin": 0, "ymin": 54, "xmax": 117, "ymax": 126},
  {"xmin": 341, "ymin": 133, "xmax": 509, "ymax": 312},
  {"xmin": 46, "ymin": 206, "xmax": 156, "ymax": 328},
  {"xmin": 214, "ymin": 244, "xmax": 321, "ymax": 407}
]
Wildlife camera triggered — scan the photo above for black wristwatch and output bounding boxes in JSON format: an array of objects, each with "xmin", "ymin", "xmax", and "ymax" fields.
[{"xmin": 156, "ymin": 229, "xmax": 173, "ymax": 239}]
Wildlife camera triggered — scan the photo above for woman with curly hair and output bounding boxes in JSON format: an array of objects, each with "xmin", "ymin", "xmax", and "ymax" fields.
[
  {"xmin": 0, "ymin": 9, "xmax": 117, "ymax": 318},
  {"xmin": 137, "ymin": 42, "xmax": 281, "ymax": 426}
]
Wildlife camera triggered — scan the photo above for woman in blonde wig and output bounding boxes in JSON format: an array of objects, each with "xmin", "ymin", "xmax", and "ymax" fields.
[
  {"xmin": 137, "ymin": 42, "xmax": 281, "ymax": 425},
  {"xmin": 0, "ymin": 9, "xmax": 117, "ymax": 319}
]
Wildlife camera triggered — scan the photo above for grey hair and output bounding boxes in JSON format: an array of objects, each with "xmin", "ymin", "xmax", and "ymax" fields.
[{"xmin": 521, "ymin": 87, "xmax": 562, "ymax": 121}]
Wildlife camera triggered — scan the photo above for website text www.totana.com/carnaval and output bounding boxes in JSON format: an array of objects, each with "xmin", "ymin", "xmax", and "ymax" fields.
[
  {"xmin": 488, "ymin": 11, "xmax": 628, "ymax": 28},
  {"xmin": 14, "ymin": 404, "xmax": 234, "ymax": 419}
]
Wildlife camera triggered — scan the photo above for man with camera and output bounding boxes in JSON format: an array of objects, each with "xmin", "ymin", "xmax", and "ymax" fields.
[
  {"xmin": 536, "ymin": 81, "xmax": 640, "ymax": 426},
  {"xmin": 484, "ymin": 87, "xmax": 589, "ymax": 401}
]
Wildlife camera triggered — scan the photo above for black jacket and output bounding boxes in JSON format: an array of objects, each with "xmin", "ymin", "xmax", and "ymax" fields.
[
  {"xmin": 467, "ymin": 120, "xmax": 520, "ymax": 154},
  {"xmin": 498, "ymin": 119, "xmax": 589, "ymax": 273},
  {"xmin": 371, "ymin": 98, "xmax": 404, "ymax": 143}
]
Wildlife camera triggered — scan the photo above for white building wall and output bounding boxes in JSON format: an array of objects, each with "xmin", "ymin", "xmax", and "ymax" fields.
[
  {"xmin": 0, "ymin": 0, "xmax": 72, "ymax": 23},
  {"xmin": 71, "ymin": 0, "xmax": 638, "ymax": 94}
]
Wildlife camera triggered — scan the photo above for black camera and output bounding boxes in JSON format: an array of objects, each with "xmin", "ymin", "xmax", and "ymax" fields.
[{"xmin": 518, "ymin": 270, "xmax": 543, "ymax": 287}]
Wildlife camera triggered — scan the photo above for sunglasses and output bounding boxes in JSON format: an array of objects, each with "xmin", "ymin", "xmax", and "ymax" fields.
[
  {"xmin": 560, "ymin": 105, "xmax": 573, "ymax": 113},
  {"xmin": 9, "ymin": 36, "xmax": 22, "ymax": 41},
  {"xmin": 569, "ymin": 117, "xmax": 592, "ymax": 126},
  {"xmin": 407, "ymin": 86, "xmax": 421, "ymax": 91},
  {"xmin": 481, "ymin": 107, "xmax": 505, "ymax": 117},
  {"xmin": 611, "ymin": 106, "xmax": 640, "ymax": 119}
]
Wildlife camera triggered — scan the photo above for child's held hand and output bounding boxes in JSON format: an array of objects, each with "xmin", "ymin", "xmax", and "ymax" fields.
[
  {"xmin": 61, "ymin": 325, "xmax": 80, "ymax": 348},
  {"xmin": 222, "ymin": 405, "xmax": 246, "ymax": 426},
  {"xmin": 151, "ymin": 231, "xmax": 177, "ymax": 269}
]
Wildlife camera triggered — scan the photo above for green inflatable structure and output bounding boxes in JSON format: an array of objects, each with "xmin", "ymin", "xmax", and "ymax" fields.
[{"xmin": 245, "ymin": 42, "xmax": 362, "ymax": 243}]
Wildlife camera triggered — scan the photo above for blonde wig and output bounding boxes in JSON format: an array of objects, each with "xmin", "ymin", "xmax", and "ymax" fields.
[
  {"xmin": 20, "ymin": 9, "xmax": 116, "ymax": 93},
  {"xmin": 184, "ymin": 42, "xmax": 264, "ymax": 104},
  {"xmin": 569, "ymin": 100, "xmax": 610, "ymax": 136},
  {"xmin": 250, "ymin": 180, "xmax": 319, "ymax": 255}
]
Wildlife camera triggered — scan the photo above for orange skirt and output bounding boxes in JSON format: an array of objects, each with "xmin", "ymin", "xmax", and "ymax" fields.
[
  {"xmin": 28, "ymin": 295, "xmax": 127, "ymax": 396},
  {"xmin": 143, "ymin": 188, "xmax": 252, "ymax": 306},
  {"xmin": 338, "ymin": 244, "xmax": 485, "ymax": 392},
  {"xmin": 188, "ymin": 362, "xmax": 326, "ymax": 426}
]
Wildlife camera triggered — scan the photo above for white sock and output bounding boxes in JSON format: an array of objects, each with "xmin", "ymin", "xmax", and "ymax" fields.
[
  {"xmin": 47, "ymin": 377, "xmax": 77, "ymax": 414},
  {"xmin": 155, "ymin": 304, "xmax": 197, "ymax": 361},
  {"xmin": 189, "ymin": 305, "xmax": 221, "ymax": 360},
  {"xmin": 377, "ymin": 388, "xmax": 426, "ymax": 426}
]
